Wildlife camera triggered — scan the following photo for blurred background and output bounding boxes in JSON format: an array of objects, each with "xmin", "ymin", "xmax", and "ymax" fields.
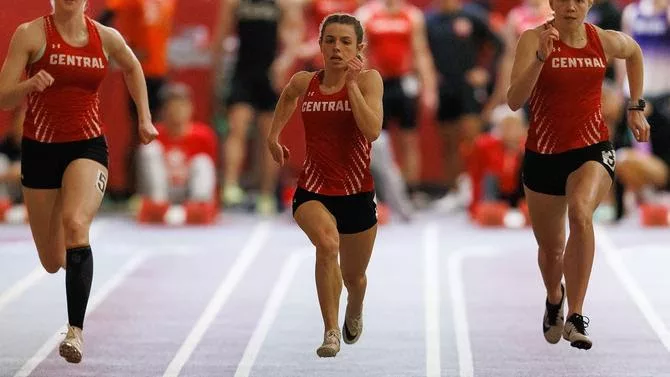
[{"xmin": 0, "ymin": 0, "xmax": 668, "ymax": 226}]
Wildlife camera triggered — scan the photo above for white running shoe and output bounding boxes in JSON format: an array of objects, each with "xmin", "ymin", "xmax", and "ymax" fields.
[
  {"xmin": 342, "ymin": 313, "xmax": 363, "ymax": 345},
  {"xmin": 59, "ymin": 325, "xmax": 83, "ymax": 363},
  {"xmin": 563, "ymin": 313, "xmax": 592, "ymax": 350},
  {"xmin": 316, "ymin": 329, "xmax": 341, "ymax": 357}
]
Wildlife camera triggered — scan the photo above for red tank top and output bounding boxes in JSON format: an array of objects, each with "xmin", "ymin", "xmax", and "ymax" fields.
[
  {"xmin": 526, "ymin": 23, "xmax": 608, "ymax": 154},
  {"xmin": 24, "ymin": 15, "xmax": 108, "ymax": 143},
  {"xmin": 359, "ymin": 1, "xmax": 416, "ymax": 78},
  {"xmin": 298, "ymin": 71, "xmax": 374, "ymax": 195}
]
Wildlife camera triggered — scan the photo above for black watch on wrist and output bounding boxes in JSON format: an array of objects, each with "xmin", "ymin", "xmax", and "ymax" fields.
[{"xmin": 628, "ymin": 98, "xmax": 646, "ymax": 111}]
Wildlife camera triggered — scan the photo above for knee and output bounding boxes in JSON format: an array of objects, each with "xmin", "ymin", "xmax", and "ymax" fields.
[
  {"xmin": 313, "ymin": 230, "xmax": 339, "ymax": 262},
  {"xmin": 567, "ymin": 203, "xmax": 593, "ymax": 233},
  {"xmin": 62, "ymin": 213, "xmax": 91, "ymax": 243},
  {"xmin": 538, "ymin": 242, "xmax": 564, "ymax": 262},
  {"xmin": 342, "ymin": 273, "xmax": 365, "ymax": 290},
  {"xmin": 42, "ymin": 261, "xmax": 62, "ymax": 274},
  {"xmin": 38, "ymin": 249, "xmax": 64, "ymax": 274}
]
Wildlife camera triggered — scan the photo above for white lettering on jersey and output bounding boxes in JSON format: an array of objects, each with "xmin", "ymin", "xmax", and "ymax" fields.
[
  {"xmin": 301, "ymin": 100, "xmax": 352, "ymax": 112},
  {"xmin": 49, "ymin": 54, "xmax": 105, "ymax": 69}
]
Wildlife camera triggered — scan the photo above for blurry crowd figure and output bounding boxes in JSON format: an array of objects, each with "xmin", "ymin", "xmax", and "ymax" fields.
[
  {"xmin": 357, "ymin": 0, "xmax": 437, "ymax": 220},
  {"xmin": 467, "ymin": 105, "xmax": 526, "ymax": 216},
  {"xmin": 136, "ymin": 83, "xmax": 219, "ymax": 224},
  {"xmin": 0, "ymin": 0, "xmax": 653, "ymax": 225},
  {"xmin": 0, "ymin": 105, "xmax": 24, "ymax": 206},
  {"xmin": 211, "ymin": 0, "xmax": 303, "ymax": 215},
  {"xmin": 98, "ymin": 0, "xmax": 177, "ymax": 199},
  {"xmin": 425, "ymin": 0, "xmax": 504, "ymax": 211}
]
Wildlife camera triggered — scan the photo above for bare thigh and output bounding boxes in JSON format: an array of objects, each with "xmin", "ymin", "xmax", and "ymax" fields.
[
  {"xmin": 293, "ymin": 200, "xmax": 339, "ymax": 251},
  {"xmin": 61, "ymin": 159, "xmax": 107, "ymax": 247},
  {"xmin": 524, "ymin": 186, "xmax": 568, "ymax": 250}
]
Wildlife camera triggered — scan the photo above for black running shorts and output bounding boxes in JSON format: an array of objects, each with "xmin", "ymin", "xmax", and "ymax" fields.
[
  {"xmin": 21, "ymin": 136, "xmax": 109, "ymax": 189},
  {"xmin": 523, "ymin": 141, "xmax": 615, "ymax": 196},
  {"xmin": 292, "ymin": 187, "xmax": 377, "ymax": 234}
]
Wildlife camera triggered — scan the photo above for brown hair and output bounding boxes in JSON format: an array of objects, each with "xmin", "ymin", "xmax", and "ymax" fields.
[{"xmin": 318, "ymin": 13, "xmax": 364, "ymax": 44}]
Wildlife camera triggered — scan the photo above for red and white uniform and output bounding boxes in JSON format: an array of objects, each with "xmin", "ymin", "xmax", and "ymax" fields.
[
  {"xmin": 527, "ymin": 23, "xmax": 608, "ymax": 154},
  {"xmin": 357, "ymin": 1, "xmax": 418, "ymax": 79},
  {"xmin": 24, "ymin": 15, "xmax": 108, "ymax": 143},
  {"xmin": 155, "ymin": 122, "xmax": 217, "ymax": 187},
  {"xmin": 298, "ymin": 72, "xmax": 374, "ymax": 195}
]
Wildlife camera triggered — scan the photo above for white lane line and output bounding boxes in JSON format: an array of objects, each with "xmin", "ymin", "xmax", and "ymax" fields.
[
  {"xmin": 424, "ymin": 223, "xmax": 441, "ymax": 377},
  {"xmin": 597, "ymin": 226, "xmax": 670, "ymax": 353},
  {"xmin": 0, "ymin": 218, "xmax": 110, "ymax": 315},
  {"xmin": 163, "ymin": 220, "xmax": 272, "ymax": 377},
  {"xmin": 0, "ymin": 267, "xmax": 47, "ymax": 314},
  {"xmin": 234, "ymin": 250, "xmax": 309, "ymax": 377},
  {"xmin": 448, "ymin": 246, "xmax": 500, "ymax": 377},
  {"xmin": 14, "ymin": 253, "xmax": 148, "ymax": 377}
]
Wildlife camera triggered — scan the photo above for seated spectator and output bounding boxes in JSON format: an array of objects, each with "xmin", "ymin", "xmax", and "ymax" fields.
[
  {"xmin": 136, "ymin": 83, "xmax": 218, "ymax": 224},
  {"xmin": 467, "ymin": 105, "xmax": 527, "ymax": 216},
  {"xmin": 0, "ymin": 105, "xmax": 26, "ymax": 222}
]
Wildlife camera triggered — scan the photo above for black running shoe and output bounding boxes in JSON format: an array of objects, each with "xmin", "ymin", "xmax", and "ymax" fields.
[{"xmin": 563, "ymin": 313, "xmax": 592, "ymax": 350}]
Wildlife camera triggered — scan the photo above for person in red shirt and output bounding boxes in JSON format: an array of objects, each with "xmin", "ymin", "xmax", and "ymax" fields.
[
  {"xmin": 508, "ymin": 0, "xmax": 651, "ymax": 349},
  {"xmin": 357, "ymin": 0, "xmax": 437, "ymax": 200},
  {"xmin": 137, "ymin": 83, "xmax": 217, "ymax": 213},
  {"xmin": 467, "ymin": 105, "xmax": 526, "ymax": 215},
  {"xmin": 0, "ymin": 0, "xmax": 157, "ymax": 363},
  {"xmin": 297, "ymin": 0, "xmax": 364, "ymax": 70},
  {"xmin": 267, "ymin": 13, "xmax": 383, "ymax": 357}
]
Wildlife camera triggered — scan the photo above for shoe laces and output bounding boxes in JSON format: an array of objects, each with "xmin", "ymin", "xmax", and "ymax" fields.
[
  {"xmin": 570, "ymin": 314, "xmax": 590, "ymax": 335},
  {"xmin": 324, "ymin": 329, "xmax": 340, "ymax": 344}
]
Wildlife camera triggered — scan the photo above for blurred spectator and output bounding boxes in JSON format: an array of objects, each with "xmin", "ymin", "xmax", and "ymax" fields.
[
  {"xmin": 296, "ymin": 0, "xmax": 364, "ymax": 70},
  {"xmin": 137, "ymin": 83, "xmax": 218, "ymax": 206},
  {"xmin": 621, "ymin": 0, "xmax": 670, "ymax": 100},
  {"xmin": 211, "ymin": 0, "xmax": 303, "ymax": 215},
  {"xmin": 587, "ymin": 0, "xmax": 622, "ymax": 79},
  {"xmin": 425, "ymin": 0, "xmax": 504, "ymax": 193},
  {"xmin": 467, "ymin": 105, "xmax": 526, "ymax": 215},
  {"xmin": 616, "ymin": 96, "xmax": 670, "ymax": 206},
  {"xmin": 490, "ymin": 0, "xmax": 552, "ymax": 110},
  {"xmin": 98, "ymin": 0, "xmax": 177, "ymax": 199},
  {"xmin": 356, "ymin": 0, "xmax": 437, "ymax": 196},
  {"xmin": 0, "ymin": 105, "xmax": 25, "ymax": 205}
]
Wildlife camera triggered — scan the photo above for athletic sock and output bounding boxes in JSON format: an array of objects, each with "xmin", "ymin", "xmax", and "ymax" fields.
[{"xmin": 66, "ymin": 245, "xmax": 93, "ymax": 329}]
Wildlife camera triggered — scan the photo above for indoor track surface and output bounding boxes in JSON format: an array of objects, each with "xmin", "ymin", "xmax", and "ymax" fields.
[{"xmin": 1, "ymin": 212, "xmax": 669, "ymax": 377}]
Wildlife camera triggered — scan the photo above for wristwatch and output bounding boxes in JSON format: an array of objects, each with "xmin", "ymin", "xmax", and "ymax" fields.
[{"xmin": 628, "ymin": 98, "xmax": 646, "ymax": 111}]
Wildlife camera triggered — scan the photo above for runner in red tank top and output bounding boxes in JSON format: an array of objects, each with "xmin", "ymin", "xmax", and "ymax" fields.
[
  {"xmin": 0, "ymin": 0, "xmax": 157, "ymax": 364},
  {"xmin": 267, "ymin": 13, "xmax": 383, "ymax": 357},
  {"xmin": 356, "ymin": 0, "xmax": 436, "ymax": 219},
  {"xmin": 507, "ymin": 0, "xmax": 651, "ymax": 350}
]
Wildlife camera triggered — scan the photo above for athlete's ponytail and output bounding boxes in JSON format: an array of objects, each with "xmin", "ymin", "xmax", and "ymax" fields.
[{"xmin": 319, "ymin": 13, "xmax": 365, "ymax": 45}]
